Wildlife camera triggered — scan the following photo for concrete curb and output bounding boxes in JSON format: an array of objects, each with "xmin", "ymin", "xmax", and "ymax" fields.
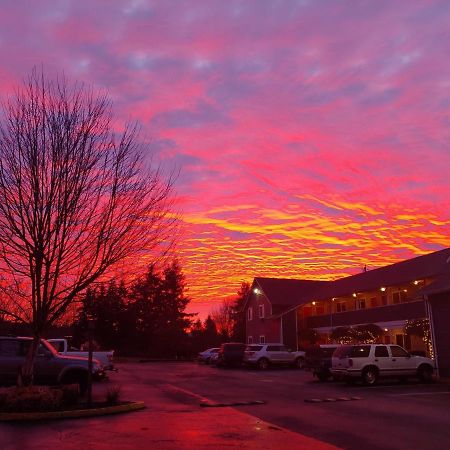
[{"xmin": 0, "ymin": 401, "xmax": 146, "ymax": 422}]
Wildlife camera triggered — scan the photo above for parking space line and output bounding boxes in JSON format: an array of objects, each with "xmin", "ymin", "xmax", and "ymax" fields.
[{"xmin": 391, "ymin": 391, "xmax": 450, "ymax": 397}]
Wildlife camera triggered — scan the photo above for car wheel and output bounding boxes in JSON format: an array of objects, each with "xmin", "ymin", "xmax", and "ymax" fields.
[
  {"xmin": 317, "ymin": 372, "xmax": 329, "ymax": 382},
  {"xmin": 295, "ymin": 357, "xmax": 305, "ymax": 369},
  {"xmin": 418, "ymin": 365, "xmax": 433, "ymax": 383},
  {"xmin": 362, "ymin": 367, "xmax": 378, "ymax": 386},
  {"xmin": 258, "ymin": 358, "xmax": 269, "ymax": 370}
]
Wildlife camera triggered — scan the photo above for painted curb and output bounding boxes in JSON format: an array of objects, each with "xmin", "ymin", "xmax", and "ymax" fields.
[{"xmin": 0, "ymin": 401, "xmax": 146, "ymax": 422}]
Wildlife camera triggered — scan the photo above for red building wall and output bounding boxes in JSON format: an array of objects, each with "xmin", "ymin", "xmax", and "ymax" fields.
[{"xmin": 245, "ymin": 292, "xmax": 281, "ymax": 344}]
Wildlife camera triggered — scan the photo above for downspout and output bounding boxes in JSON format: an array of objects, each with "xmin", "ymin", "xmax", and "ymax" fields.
[{"xmin": 425, "ymin": 295, "xmax": 439, "ymax": 377}]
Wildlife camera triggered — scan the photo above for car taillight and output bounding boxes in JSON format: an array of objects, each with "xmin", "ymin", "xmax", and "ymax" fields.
[
  {"xmin": 107, "ymin": 354, "xmax": 113, "ymax": 362},
  {"xmin": 348, "ymin": 358, "xmax": 353, "ymax": 367}
]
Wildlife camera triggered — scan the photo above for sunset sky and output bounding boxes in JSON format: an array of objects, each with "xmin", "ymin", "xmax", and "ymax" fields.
[{"xmin": 0, "ymin": 0, "xmax": 449, "ymax": 319}]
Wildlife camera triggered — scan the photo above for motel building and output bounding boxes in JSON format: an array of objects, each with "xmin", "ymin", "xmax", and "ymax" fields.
[{"xmin": 244, "ymin": 247, "xmax": 450, "ymax": 377}]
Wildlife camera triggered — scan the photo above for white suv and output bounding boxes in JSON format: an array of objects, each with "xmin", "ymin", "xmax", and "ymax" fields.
[
  {"xmin": 331, "ymin": 344, "xmax": 435, "ymax": 385},
  {"xmin": 244, "ymin": 344, "xmax": 305, "ymax": 370}
]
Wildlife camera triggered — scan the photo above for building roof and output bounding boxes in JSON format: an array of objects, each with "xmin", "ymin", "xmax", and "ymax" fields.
[
  {"xmin": 315, "ymin": 247, "xmax": 450, "ymax": 301},
  {"xmin": 417, "ymin": 272, "xmax": 450, "ymax": 297},
  {"xmin": 254, "ymin": 278, "xmax": 328, "ymax": 308},
  {"xmin": 251, "ymin": 247, "xmax": 450, "ymax": 314}
]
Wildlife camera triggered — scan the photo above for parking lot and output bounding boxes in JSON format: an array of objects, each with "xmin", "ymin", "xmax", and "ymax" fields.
[
  {"xmin": 2, "ymin": 361, "xmax": 450, "ymax": 449},
  {"xmin": 129, "ymin": 362, "xmax": 450, "ymax": 450}
]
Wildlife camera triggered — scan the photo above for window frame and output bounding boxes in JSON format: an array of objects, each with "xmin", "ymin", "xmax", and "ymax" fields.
[{"xmin": 259, "ymin": 304, "xmax": 265, "ymax": 319}]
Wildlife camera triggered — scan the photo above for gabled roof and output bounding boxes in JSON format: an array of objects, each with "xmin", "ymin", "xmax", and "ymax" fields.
[
  {"xmin": 254, "ymin": 277, "xmax": 329, "ymax": 308},
  {"xmin": 250, "ymin": 247, "xmax": 450, "ymax": 313}
]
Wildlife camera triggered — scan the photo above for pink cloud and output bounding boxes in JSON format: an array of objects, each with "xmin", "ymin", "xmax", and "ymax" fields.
[{"xmin": 0, "ymin": 0, "xmax": 449, "ymax": 318}]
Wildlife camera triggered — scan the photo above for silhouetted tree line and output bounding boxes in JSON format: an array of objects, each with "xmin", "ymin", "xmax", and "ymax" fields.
[
  {"xmin": 71, "ymin": 269, "xmax": 249, "ymax": 358},
  {"xmin": 1, "ymin": 266, "xmax": 250, "ymax": 358}
]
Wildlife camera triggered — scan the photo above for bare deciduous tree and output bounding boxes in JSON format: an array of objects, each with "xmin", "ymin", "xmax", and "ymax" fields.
[{"xmin": 0, "ymin": 70, "xmax": 176, "ymax": 383}]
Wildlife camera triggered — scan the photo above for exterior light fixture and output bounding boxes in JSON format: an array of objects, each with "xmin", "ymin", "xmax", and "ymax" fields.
[
  {"xmin": 352, "ymin": 293, "xmax": 357, "ymax": 298},
  {"xmin": 403, "ymin": 289, "xmax": 408, "ymax": 293},
  {"xmin": 414, "ymin": 280, "xmax": 420, "ymax": 285},
  {"xmin": 253, "ymin": 288, "xmax": 260, "ymax": 295},
  {"xmin": 312, "ymin": 301, "xmax": 316, "ymax": 306},
  {"xmin": 384, "ymin": 328, "xmax": 388, "ymax": 332},
  {"xmin": 332, "ymin": 298, "xmax": 336, "ymax": 302},
  {"xmin": 380, "ymin": 287, "xmax": 386, "ymax": 292}
]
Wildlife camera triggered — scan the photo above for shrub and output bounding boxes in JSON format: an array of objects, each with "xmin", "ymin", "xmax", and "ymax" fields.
[
  {"xmin": 1, "ymin": 386, "xmax": 63, "ymax": 412},
  {"xmin": 59, "ymin": 384, "xmax": 80, "ymax": 407}
]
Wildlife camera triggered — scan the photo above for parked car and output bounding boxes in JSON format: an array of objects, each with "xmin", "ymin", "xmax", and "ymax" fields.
[
  {"xmin": 304, "ymin": 344, "xmax": 338, "ymax": 381},
  {"xmin": 197, "ymin": 347, "xmax": 220, "ymax": 364},
  {"xmin": 0, "ymin": 336, "xmax": 105, "ymax": 394},
  {"xmin": 216, "ymin": 343, "xmax": 246, "ymax": 367},
  {"xmin": 209, "ymin": 351, "xmax": 219, "ymax": 365},
  {"xmin": 47, "ymin": 338, "xmax": 114, "ymax": 370},
  {"xmin": 331, "ymin": 344, "xmax": 435, "ymax": 385},
  {"xmin": 244, "ymin": 344, "xmax": 306, "ymax": 370}
]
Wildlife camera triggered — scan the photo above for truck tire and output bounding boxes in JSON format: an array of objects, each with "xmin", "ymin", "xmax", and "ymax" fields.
[
  {"xmin": 417, "ymin": 364, "xmax": 433, "ymax": 383},
  {"xmin": 295, "ymin": 357, "xmax": 305, "ymax": 369},
  {"xmin": 258, "ymin": 358, "xmax": 269, "ymax": 370},
  {"xmin": 362, "ymin": 366, "xmax": 378, "ymax": 386},
  {"xmin": 317, "ymin": 372, "xmax": 329, "ymax": 382}
]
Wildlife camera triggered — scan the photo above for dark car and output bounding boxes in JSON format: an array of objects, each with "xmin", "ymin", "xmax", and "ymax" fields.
[
  {"xmin": 217, "ymin": 343, "xmax": 246, "ymax": 367},
  {"xmin": 304, "ymin": 344, "xmax": 338, "ymax": 381}
]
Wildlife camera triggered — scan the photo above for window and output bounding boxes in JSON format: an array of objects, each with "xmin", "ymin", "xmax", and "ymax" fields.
[
  {"xmin": 350, "ymin": 345, "xmax": 371, "ymax": 358},
  {"xmin": 247, "ymin": 307, "xmax": 253, "ymax": 321},
  {"xmin": 390, "ymin": 345, "xmax": 409, "ymax": 357},
  {"xmin": 246, "ymin": 345, "xmax": 263, "ymax": 351},
  {"xmin": 395, "ymin": 334, "xmax": 404, "ymax": 347},
  {"xmin": 370, "ymin": 297, "xmax": 378, "ymax": 308},
  {"xmin": 267, "ymin": 345, "xmax": 281, "ymax": 351},
  {"xmin": 259, "ymin": 304, "xmax": 265, "ymax": 319},
  {"xmin": 357, "ymin": 298, "xmax": 366, "ymax": 309},
  {"xmin": 336, "ymin": 302, "xmax": 347, "ymax": 312},
  {"xmin": 248, "ymin": 336, "xmax": 253, "ymax": 344},
  {"xmin": 0, "ymin": 340, "xmax": 20, "ymax": 357},
  {"xmin": 392, "ymin": 291, "xmax": 407, "ymax": 304},
  {"xmin": 381, "ymin": 295, "xmax": 388, "ymax": 306},
  {"xmin": 384, "ymin": 335, "xmax": 391, "ymax": 344},
  {"xmin": 375, "ymin": 346, "xmax": 389, "ymax": 357},
  {"xmin": 259, "ymin": 335, "xmax": 266, "ymax": 344}
]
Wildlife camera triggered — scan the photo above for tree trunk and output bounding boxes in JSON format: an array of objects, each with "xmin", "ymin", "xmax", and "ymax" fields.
[{"xmin": 18, "ymin": 335, "xmax": 40, "ymax": 386}]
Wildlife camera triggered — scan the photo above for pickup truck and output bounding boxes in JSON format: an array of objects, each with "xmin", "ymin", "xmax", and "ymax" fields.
[
  {"xmin": 243, "ymin": 343, "xmax": 305, "ymax": 369},
  {"xmin": 48, "ymin": 338, "xmax": 114, "ymax": 370},
  {"xmin": 0, "ymin": 336, "xmax": 105, "ymax": 394},
  {"xmin": 304, "ymin": 344, "xmax": 338, "ymax": 381}
]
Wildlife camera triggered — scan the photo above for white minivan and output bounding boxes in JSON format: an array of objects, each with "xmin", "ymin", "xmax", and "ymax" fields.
[{"xmin": 331, "ymin": 344, "xmax": 435, "ymax": 385}]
